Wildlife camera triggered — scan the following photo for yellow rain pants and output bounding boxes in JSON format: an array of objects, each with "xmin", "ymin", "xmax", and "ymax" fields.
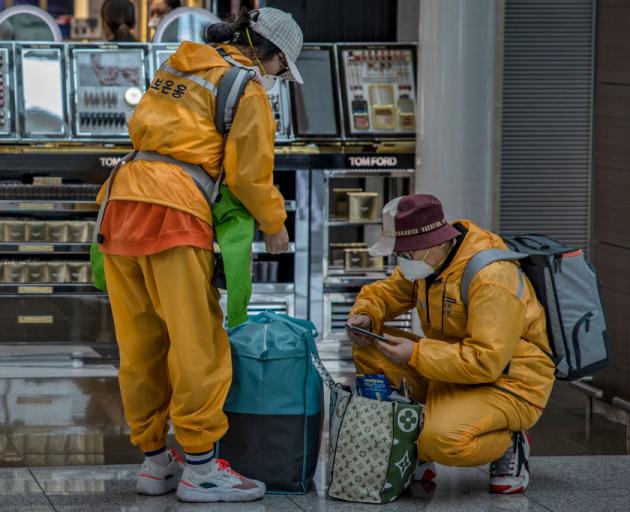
[
  {"xmin": 354, "ymin": 342, "xmax": 542, "ymax": 466},
  {"xmin": 104, "ymin": 246, "xmax": 230, "ymax": 454}
]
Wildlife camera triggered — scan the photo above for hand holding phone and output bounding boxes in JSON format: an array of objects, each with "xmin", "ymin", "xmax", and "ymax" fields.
[
  {"xmin": 345, "ymin": 324, "xmax": 389, "ymax": 343},
  {"xmin": 345, "ymin": 314, "xmax": 373, "ymax": 347}
]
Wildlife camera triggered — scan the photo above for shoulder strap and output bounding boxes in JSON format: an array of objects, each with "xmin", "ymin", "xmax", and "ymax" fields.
[
  {"xmin": 211, "ymin": 48, "xmax": 256, "ymax": 201},
  {"xmin": 461, "ymin": 249, "xmax": 527, "ymax": 308},
  {"xmin": 94, "ymin": 151, "xmax": 137, "ymax": 244},
  {"xmin": 215, "ymin": 65, "xmax": 256, "ymax": 134}
]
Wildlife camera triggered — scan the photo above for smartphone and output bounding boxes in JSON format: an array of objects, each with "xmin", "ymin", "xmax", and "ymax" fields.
[{"xmin": 345, "ymin": 324, "xmax": 389, "ymax": 343}]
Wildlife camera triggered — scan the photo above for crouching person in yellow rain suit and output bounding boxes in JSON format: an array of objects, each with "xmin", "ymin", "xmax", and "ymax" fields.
[
  {"xmin": 95, "ymin": 7, "xmax": 303, "ymax": 503},
  {"xmin": 346, "ymin": 194, "xmax": 555, "ymax": 494}
]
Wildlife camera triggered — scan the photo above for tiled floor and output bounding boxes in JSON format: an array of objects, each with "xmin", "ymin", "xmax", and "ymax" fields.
[
  {"xmin": 3, "ymin": 455, "xmax": 630, "ymax": 511},
  {"xmin": 1, "ymin": 356, "xmax": 629, "ymax": 511}
]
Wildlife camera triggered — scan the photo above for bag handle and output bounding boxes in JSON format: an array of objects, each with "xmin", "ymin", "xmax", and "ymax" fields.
[
  {"xmin": 514, "ymin": 236, "xmax": 551, "ymax": 251},
  {"xmin": 310, "ymin": 353, "xmax": 337, "ymax": 390},
  {"xmin": 253, "ymin": 311, "xmax": 318, "ymax": 338}
]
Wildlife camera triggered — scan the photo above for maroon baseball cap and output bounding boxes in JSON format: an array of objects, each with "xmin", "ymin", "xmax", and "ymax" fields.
[{"xmin": 371, "ymin": 194, "xmax": 460, "ymax": 255}]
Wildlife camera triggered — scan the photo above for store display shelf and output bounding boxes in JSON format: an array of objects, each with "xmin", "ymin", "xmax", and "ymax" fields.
[
  {"xmin": 252, "ymin": 283, "xmax": 295, "ymax": 293},
  {"xmin": 0, "ymin": 201, "xmax": 294, "ymax": 214},
  {"xmin": 0, "ymin": 243, "xmax": 91, "ymax": 254},
  {"xmin": 327, "ymin": 219, "xmax": 383, "ymax": 227},
  {"xmin": 0, "ymin": 200, "xmax": 98, "ymax": 212},
  {"xmin": 0, "ymin": 283, "xmax": 104, "ymax": 295},
  {"xmin": 324, "ymin": 168, "xmax": 415, "ymax": 178},
  {"xmin": 214, "ymin": 242, "xmax": 296, "ymax": 254},
  {"xmin": 327, "ymin": 265, "xmax": 395, "ymax": 275}
]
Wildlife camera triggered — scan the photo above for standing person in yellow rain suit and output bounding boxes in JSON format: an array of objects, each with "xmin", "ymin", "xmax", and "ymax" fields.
[
  {"xmin": 346, "ymin": 194, "xmax": 556, "ymax": 495},
  {"xmin": 96, "ymin": 8, "xmax": 303, "ymax": 504}
]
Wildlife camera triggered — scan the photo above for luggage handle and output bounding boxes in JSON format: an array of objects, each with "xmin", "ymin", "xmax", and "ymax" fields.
[{"xmin": 514, "ymin": 236, "xmax": 550, "ymax": 251}]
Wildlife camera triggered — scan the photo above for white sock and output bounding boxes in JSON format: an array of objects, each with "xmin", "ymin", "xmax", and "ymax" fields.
[
  {"xmin": 185, "ymin": 449, "xmax": 215, "ymax": 474},
  {"xmin": 145, "ymin": 448, "xmax": 171, "ymax": 466},
  {"xmin": 188, "ymin": 460, "xmax": 214, "ymax": 474}
]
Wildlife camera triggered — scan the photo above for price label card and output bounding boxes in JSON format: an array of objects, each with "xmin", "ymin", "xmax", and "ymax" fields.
[
  {"xmin": 18, "ymin": 315, "xmax": 54, "ymax": 324},
  {"xmin": 19, "ymin": 203, "xmax": 54, "ymax": 211}
]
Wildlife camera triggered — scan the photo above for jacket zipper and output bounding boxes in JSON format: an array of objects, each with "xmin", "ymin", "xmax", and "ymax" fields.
[{"xmin": 425, "ymin": 277, "xmax": 442, "ymax": 326}]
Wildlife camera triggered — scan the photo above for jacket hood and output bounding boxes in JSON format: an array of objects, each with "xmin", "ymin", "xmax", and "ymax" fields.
[{"xmin": 169, "ymin": 42, "xmax": 254, "ymax": 73}]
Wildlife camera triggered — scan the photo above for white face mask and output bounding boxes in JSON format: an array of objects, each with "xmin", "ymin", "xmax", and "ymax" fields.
[
  {"xmin": 398, "ymin": 257, "xmax": 435, "ymax": 281},
  {"xmin": 249, "ymin": 66, "xmax": 277, "ymax": 91},
  {"xmin": 260, "ymin": 74, "xmax": 277, "ymax": 91}
]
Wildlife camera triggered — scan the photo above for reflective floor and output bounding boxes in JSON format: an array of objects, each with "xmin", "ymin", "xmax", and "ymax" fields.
[
  {"xmin": 3, "ymin": 456, "xmax": 630, "ymax": 511},
  {"xmin": 0, "ymin": 351, "xmax": 629, "ymax": 511}
]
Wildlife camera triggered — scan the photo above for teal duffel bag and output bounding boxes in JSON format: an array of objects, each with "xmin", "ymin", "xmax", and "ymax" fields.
[{"xmin": 217, "ymin": 311, "xmax": 324, "ymax": 494}]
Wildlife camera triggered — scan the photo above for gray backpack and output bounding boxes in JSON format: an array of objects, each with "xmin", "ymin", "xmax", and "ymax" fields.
[{"xmin": 461, "ymin": 234, "xmax": 610, "ymax": 381}]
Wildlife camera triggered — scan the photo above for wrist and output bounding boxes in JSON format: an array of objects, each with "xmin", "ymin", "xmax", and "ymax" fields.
[{"xmin": 264, "ymin": 225, "xmax": 285, "ymax": 236}]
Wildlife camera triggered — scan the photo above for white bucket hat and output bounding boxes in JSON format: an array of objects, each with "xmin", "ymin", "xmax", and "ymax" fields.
[
  {"xmin": 369, "ymin": 196, "xmax": 403, "ymax": 257},
  {"xmin": 249, "ymin": 7, "xmax": 304, "ymax": 84}
]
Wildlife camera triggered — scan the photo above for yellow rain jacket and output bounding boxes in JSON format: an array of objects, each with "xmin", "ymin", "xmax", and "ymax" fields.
[
  {"xmin": 97, "ymin": 41, "xmax": 286, "ymax": 235},
  {"xmin": 350, "ymin": 220, "xmax": 556, "ymax": 409}
]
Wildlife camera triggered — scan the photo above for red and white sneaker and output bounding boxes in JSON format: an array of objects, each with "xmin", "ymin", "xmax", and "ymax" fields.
[
  {"xmin": 414, "ymin": 460, "xmax": 437, "ymax": 482},
  {"xmin": 136, "ymin": 449, "xmax": 184, "ymax": 496},
  {"xmin": 489, "ymin": 431, "xmax": 531, "ymax": 494},
  {"xmin": 177, "ymin": 458, "xmax": 265, "ymax": 503}
]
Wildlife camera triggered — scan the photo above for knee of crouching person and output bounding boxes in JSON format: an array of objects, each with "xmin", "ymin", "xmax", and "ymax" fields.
[{"xmin": 417, "ymin": 425, "xmax": 472, "ymax": 466}]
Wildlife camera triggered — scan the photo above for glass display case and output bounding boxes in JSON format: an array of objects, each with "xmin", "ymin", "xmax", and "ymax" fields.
[
  {"xmin": 16, "ymin": 44, "xmax": 68, "ymax": 140},
  {"xmin": 0, "ymin": 43, "xmax": 416, "ymax": 358},
  {"xmin": 0, "ymin": 43, "xmax": 17, "ymax": 141},
  {"xmin": 338, "ymin": 43, "xmax": 417, "ymax": 140},
  {"xmin": 310, "ymin": 163, "xmax": 415, "ymax": 351},
  {"xmin": 290, "ymin": 43, "xmax": 342, "ymax": 141},
  {"xmin": 69, "ymin": 44, "xmax": 149, "ymax": 140}
]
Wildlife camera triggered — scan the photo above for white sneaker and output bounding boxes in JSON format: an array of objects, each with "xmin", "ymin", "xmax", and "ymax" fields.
[
  {"xmin": 136, "ymin": 449, "xmax": 184, "ymax": 496},
  {"xmin": 414, "ymin": 460, "xmax": 437, "ymax": 482},
  {"xmin": 489, "ymin": 431, "xmax": 531, "ymax": 494},
  {"xmin": 176, "ymin": 458, "xmax": 266, "ymax": 503}
]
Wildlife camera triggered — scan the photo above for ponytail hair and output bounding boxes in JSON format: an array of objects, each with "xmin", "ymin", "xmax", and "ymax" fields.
[
  {"xmin": 101, "ymin": 0, "xmax": 137, "ymax": 42},
  {"xmin": 115, "ymin": 23, "xmax": 136, "ymax": 42},
  {"xmin": 203, "ymin": 9, "xmax": 280, "ymax": 60}
]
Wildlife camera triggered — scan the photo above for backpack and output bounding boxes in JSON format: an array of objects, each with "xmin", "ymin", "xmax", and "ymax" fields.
[{"xmin": 461, "ymin": 234, "xmax": 610, "ymax": 381}]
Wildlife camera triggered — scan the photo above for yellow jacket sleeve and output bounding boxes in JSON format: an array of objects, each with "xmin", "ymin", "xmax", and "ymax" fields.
[
  {"xmin": 223, "ymin": 93, "xmax": 287, "ymax": 234},
  {"xmin": 410, "ymin": 264, "xmax": 525, "ymax": 384},
  {"xmin": 350, "ymin": 268, "xmax": 416, "ymax": 332}
]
